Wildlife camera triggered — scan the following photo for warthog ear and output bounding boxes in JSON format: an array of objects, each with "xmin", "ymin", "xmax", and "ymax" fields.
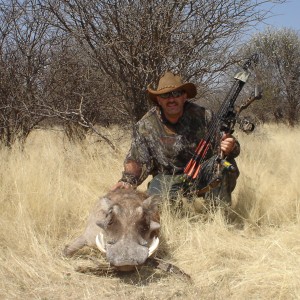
[
  {"xmin": 142, "ymin": 195, "xmax": 161, "ymax": 211},
  {"xmin": 96, "ymin": 197, "xmax": 113, "ymax": 229}
]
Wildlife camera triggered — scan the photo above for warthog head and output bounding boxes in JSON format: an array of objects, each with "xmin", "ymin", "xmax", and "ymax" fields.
[
  {"xmin": 64, "ymin": 189, "xmax": 161, "ymax": 272},
  {"xmin": 95, "ymin": 190, "xmax": 160, "ymax": 271}
]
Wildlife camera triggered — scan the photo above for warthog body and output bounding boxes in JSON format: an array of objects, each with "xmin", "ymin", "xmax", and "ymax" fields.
[{"xmin": 64, "ymin": 189, "xmax": 160, "ymax": 271}]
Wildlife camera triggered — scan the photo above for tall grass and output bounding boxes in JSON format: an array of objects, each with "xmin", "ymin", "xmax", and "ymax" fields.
[
  {"xmin": 0, "ymin": 124, "xmax": 299, "ymax": 299},
  {"xmin": 234, "ymin": 124, "xmax": 300, "ymax": 225}
]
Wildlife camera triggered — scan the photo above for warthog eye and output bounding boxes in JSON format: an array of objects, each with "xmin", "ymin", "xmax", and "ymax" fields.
[
  {"xmin": 105, "ymin": 207, "xmax": 115, "ymax": 226},
  {"xmin": 107, "ymin": 216, "xmax": 114, "ymax": 226},
  {"xmin": 140, "ymin": 224, "xmax": 150, "ymax": 233},
  {"xmin": 97, "ymin": 215, "xmax": 114, "ymax": 229}
]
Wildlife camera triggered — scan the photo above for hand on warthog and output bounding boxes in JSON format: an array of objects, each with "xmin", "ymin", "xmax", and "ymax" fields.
[
  {"xmin": 111, "ymin": 160, "xmax": 141, "ymax": 191},
  {"xmin": 110, "ymin": 181, "xmax": 134, "ymax": 191}
]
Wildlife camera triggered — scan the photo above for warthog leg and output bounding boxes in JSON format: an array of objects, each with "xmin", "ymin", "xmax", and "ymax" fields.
[
  {"xmin": 63, "ymin": 235, "xmax": 86, "ymax": 257},
  {"xmin": 145, "ymin": 257, "xmax": 192, "ymax": 282}
]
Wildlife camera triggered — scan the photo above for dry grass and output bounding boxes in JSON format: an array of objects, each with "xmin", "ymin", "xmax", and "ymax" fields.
[{"xmin": 0, "ymin": 124, "xmax": 300, "ymax": 299}]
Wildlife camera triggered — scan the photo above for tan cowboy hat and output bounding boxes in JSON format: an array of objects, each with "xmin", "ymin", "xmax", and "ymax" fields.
[{"xmin": 147, "ymin": 71, "xmax": 197, "ymax": 103}]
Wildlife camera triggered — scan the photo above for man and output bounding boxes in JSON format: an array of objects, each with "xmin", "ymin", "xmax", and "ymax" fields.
[{"xmin": 111, "ymin": 72, "xmax": 239, "ymax": 205}]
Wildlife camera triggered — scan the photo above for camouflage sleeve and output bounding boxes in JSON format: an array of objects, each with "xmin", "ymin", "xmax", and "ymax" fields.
[{"xmin": 120, "ymin": 124, "xmax": 153, "ymax": 186}]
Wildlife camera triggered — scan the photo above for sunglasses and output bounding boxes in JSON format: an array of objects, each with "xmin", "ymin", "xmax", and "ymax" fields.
[{"xmin": 158, "ymin": 90, "xmax": 185, "ymax": 99}]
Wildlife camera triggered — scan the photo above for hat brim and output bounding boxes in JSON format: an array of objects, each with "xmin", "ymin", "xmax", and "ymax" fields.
[{"xmin": 147, "ymin": 82, "xmax": 197, "ymax": 103}]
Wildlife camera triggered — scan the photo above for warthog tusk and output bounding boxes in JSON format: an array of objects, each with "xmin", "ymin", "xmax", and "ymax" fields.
[
  {"xmin": 96, "ymin": 233, "xmax": 106, "ymax": 253},
  {"xmin": 148, "ymin": 237, "xmax": 159, "ymax": 257}
]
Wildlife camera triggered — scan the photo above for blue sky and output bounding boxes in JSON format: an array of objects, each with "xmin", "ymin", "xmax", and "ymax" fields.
[{"xmin": 255, "ymin": 0, "xmax": 300, "ymax": 31}]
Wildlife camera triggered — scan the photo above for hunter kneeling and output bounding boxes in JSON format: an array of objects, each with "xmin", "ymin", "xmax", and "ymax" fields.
[{"xmin": 111, "ymin": 72, "xmax": 239, "ymax": 206}]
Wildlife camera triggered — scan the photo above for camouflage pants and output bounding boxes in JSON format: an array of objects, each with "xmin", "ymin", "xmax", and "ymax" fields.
[{"xmin": 147, "ymin": 156, "xmax": 239, "ymax": 205}]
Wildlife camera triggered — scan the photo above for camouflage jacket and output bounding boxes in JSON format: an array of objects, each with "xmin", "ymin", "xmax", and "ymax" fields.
[{"xmin": 121, "ymin": 101, "xmax": 240, "ymax": 186}]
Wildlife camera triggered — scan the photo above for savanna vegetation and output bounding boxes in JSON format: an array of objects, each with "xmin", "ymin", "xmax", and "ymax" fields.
[
  {"xmin": 1, "ymin": 0, "xmax": 299, "ymax": 149},
  {"xmin": 0, "ymin": 124, "xmax": 299, "ymax": 299}
]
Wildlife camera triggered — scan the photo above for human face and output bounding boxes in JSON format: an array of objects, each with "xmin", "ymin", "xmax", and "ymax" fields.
[{"xmin": 156, "ymin": 90, "xmax": 187, "ymax": 123}]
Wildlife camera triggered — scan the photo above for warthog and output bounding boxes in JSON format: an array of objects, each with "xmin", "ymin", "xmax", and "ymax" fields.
[{"xmin": 64, "ymin": 189, "xmax": 161, "ymax": 271}]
